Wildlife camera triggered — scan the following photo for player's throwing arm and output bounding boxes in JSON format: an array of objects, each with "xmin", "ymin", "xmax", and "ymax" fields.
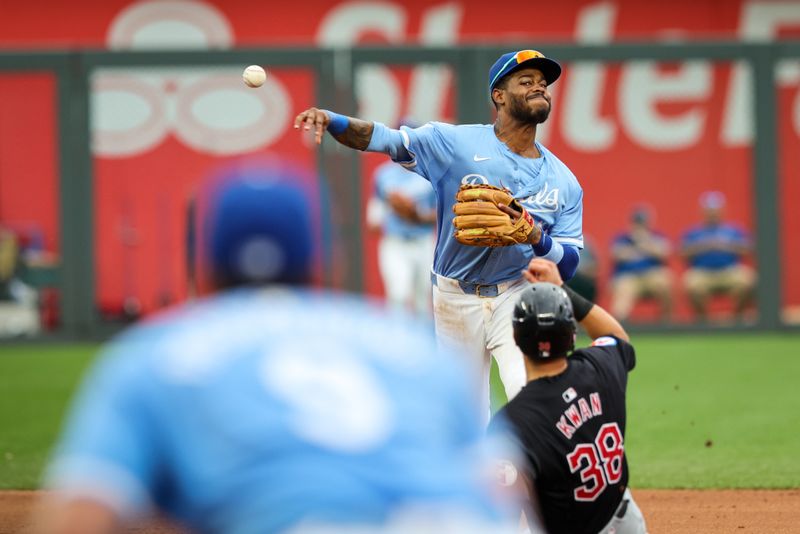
[{"xmin": 294, "ymin": 108, "xmax": 373, "ymax": 150}]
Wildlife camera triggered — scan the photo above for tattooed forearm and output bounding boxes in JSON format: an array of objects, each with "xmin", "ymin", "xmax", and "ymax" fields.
[{"xmin": 332, "ymin": 118, "xmax": 374, "ymax": 151}]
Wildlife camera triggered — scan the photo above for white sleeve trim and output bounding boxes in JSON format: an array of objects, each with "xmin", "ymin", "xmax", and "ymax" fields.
[
  {"xmin": 399, "ymin": 128, "xmax": 410, "ymax": 149},
  {"xmin": 538, "ymin": 238, "xmax": 564, "ymax": 263},
  {"xmin": 398, "ymin": 127, "xmax": 419, "ymax": 168},
  {"xmin": 552, "ymin": 236, "xmax": 584, "ymax": 248}
]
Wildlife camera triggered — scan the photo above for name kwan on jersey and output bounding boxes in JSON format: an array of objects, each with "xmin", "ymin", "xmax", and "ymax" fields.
[{"xmin": 556, "ymin": 392, "xmax": 603, "ymax": 439}]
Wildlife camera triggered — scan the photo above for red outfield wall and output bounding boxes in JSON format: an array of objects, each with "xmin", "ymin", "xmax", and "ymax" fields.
[{"xmin": 0, "ymin": 0, "xmax": 798, "ymax": 318}]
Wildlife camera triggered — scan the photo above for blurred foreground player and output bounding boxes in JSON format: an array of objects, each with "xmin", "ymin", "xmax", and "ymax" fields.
[
  {"xmin": 490, "ymin": 259, "xmax": 647, "ymax": 534},
  {"xmin": 35, "ymin": 172, "xmax": 519, "ymax": 534}
]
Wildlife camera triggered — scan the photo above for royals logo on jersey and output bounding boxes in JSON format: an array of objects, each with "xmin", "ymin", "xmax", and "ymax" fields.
[
  {"xmin": 518, "ymin": 182, "xmax": 560, "ymax": 213},
  {"xmin": 458, "ymin": 174, "xmax": 561, "ymax": 216},
  {"xmin": 460, "ymin": 173, "xmax": 490, "ymax": 186}
]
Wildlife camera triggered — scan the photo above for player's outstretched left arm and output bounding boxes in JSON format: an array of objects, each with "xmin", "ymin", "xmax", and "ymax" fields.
[{"xmin": 523, "ymin": 258, "xmax": 628, "ymax": 341}]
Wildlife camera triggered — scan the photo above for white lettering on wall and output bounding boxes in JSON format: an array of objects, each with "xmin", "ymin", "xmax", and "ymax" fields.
[
  {"xmin": 356, "ymin": 65, "xmax": 400, "ymax": 125},
  {"xmin": 98, "ymin": 0, "xmax": 290, "ymax": 157},
  {"xmin": 317, "ymin": 2, "xmax": 405, "ymax": 125},
  {"xmin": 722, "ymin": 1, "xmax": 800, "ymax": 145},
  {"xmin": 107, "ymin": 0, "xmax": 233, "ymax": 49},
  {"xmin": 560, "ymin": 1, "xmax": 617, "ymax": 151},
  {"xmin": 318, "ymin": 1, "xmax": 461, "ymax": 126},
  {"xmin": 94, "ymin": 0, "xmax": 800, "ymax": 155},
  {"xmin": 619, "ymin": 60, "xmax": 711, "ymax": 149},
  {"xmin": 795, "ymin": 79, "xmax": 800, "ymax": 138},
  {"xmin": 407, "ymin": 3, "xmax": 462, "ymax": 122},
  {"xmin": 316, "ymin": 1, "xmax": 406, "ymax": 46}
]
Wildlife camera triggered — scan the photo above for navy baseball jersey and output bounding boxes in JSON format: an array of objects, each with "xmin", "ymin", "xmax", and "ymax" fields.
[
  {"xmin": 490, "ymin": 336, "xmax": 636, "ymax": 534},
  {"xmin": 45, "ymin": 288, "xmax": 517, "ymax": 533},
  {"xmin": 398, "ymin": 122, "xmax": 584, "ymax": 285}
]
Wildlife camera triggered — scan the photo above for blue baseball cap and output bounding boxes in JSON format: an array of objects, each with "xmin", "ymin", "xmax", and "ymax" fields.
[
  {"xmin": 203, "ymin": 173, "xmax": 313, "ymax": 287},
  {"xmin": 488, "ymin": 49, "xmax": 562, "ymax": 94}
]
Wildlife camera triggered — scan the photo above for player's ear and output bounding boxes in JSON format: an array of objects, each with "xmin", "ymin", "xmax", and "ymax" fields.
[{"xmin": 491, "ymin": 87, "xmax": 505, "ymax": 107}]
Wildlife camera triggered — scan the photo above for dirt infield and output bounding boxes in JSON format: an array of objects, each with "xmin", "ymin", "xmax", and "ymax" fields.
[{"xmin": 2, "ymin": 489, "xmax": 799, "ymax": 533}]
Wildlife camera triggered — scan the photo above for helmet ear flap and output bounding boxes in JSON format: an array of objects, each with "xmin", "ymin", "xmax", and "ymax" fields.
[{"xmin": 512, "ymin": 283, "xmax": 576, "ymax": 360}]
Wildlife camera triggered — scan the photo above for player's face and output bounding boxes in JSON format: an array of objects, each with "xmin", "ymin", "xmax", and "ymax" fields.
[
  {"xmin": 506, "ymin": 68, "xmax": 552, "ymax": 124},
  {"xmin": 704, "ymin": 206, "xmax": 723, "ymax": 224}
]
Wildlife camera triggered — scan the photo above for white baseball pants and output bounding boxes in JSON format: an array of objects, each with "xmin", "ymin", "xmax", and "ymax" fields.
[
  {"xmin": 378, "ymin": 234, "xmax": 435, "ymax": 316},
  {"xmin": 598, "ymin": 488, "xmax": 648, "ymax": 534},
  {"xmin": 431, "ymin": 273, "xmax": 528, "ymax": 418}
]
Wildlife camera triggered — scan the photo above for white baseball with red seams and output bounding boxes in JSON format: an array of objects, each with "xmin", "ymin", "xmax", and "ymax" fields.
[{"xmin": 243, "ymin": 65, "xmax": 267, "ymax": 88}]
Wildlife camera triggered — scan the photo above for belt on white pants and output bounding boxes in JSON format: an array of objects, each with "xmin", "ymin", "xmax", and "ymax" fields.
[{"xmin": 430, "ymin": 272, "xmax": 518, "ymax": 298}]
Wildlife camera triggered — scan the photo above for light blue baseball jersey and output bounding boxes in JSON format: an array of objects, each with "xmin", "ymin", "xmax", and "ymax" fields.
[
  {"xmin": 372, "ymin": 160, "xmax": 436, "ymax": 239},
  {"xmin": 45, "ymin": 288, "xmax": 515, "ymax": 534},
  {"xmin": 397, "ymin": 122, "xmax": 583, "ymax": 284}
]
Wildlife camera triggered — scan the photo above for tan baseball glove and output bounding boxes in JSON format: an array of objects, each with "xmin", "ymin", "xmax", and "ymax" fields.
[{"xmin": 452, "ymin": 184, "xmax": 535, "ymax": 247}]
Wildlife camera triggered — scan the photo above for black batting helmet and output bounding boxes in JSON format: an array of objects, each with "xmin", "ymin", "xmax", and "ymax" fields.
[{"xmin": 513, "ymin": 282, "xmax": 576, "ymax": 360}]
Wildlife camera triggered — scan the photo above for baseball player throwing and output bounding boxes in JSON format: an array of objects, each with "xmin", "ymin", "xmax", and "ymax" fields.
[
  {"xmin": 295, "ymin": 49, "xmax": 584, "ymax": 413},
  {"xmin": 489, "ymin": 258, "xmax": 647, "ymax": 534}
]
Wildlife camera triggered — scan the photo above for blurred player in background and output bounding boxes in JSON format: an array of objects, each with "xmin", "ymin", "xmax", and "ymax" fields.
[
  {"xmin": 295, "ymin": 49, "xmax": 584, "ymax": 415},
  {"xmin": 680, "ymin": 191, "xmax": 756, "ymax": 321},
  {"xmin": 35, "ymin": 171, "xmax": 520, "ymax": 534},
  {"xmin": 609, "ymin": 206, "xmax": 673, "ymax": 322},
  {"xmin": 489, "ymin": 258, "xmax": 647, "ymax": 534},
  {"xmin": 366, "ymin": 120, "xmax": 437, "ymax": 316}
]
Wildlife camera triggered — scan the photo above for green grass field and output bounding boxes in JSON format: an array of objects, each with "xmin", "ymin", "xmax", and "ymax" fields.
[
  {"xmin": 1, "ymin": 334, "xmax": 799, "ymax": 490},
  {"xmin": 0, "ymin": 344, "xmax": 98, "ymax": 489},
  {"xmin": 623, "ymin": 333, "xmax": 800, "ymax": 488}
]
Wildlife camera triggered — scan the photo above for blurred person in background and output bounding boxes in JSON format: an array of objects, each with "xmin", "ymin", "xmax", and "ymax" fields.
[
  {"xmin": 609, "ymin": 206, "xmax": 673, "ymax": 322},
  {"xmin": 366, "ymin": 120, "xmax": 437, "ymax": 316},
  {"xmin": 680, "ymin": 191, "xmax": 756, "ymax": 322},
  {"xmin": 34, "ymin": 170, "xmax": 521, "ymax": 534}
]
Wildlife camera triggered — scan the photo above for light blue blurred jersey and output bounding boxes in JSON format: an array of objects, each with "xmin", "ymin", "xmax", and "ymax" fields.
[
  {"xmin": 398, "ymin": 122, "xmax": 583, "ymax": 284},
  {"xmin": 373, "ymin": 161, "xmax": 436, "ymax": 239},
  {"xmin": 45, "ymin": 288, "xmax": 516, "ymax": 534}
]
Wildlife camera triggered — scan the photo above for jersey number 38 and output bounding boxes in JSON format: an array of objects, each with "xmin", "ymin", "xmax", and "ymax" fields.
[{"xmin": 566, "ymin": 423, "xmax": 624, "ymax": 502}]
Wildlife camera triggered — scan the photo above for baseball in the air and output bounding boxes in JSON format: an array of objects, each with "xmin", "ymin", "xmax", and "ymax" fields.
[{"xmin": 242, "ymin": 65, "xmax": 267, "ymax": 88}]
